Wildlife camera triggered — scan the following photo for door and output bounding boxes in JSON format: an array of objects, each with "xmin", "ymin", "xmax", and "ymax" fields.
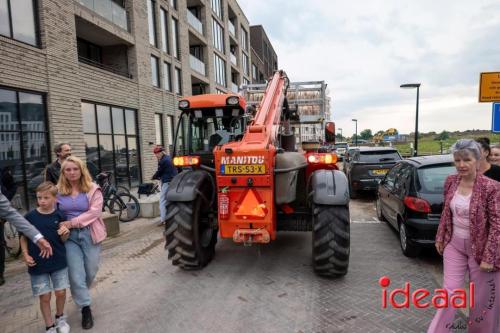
[
  {"xmin": 387, "ymin": 164, "xmax": 413, "ymax": 224},
  {"xmin": 379, "ymin": 163, "xmax": 402, "ymax": 227}
]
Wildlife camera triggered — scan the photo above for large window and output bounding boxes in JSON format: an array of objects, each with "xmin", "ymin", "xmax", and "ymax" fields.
[
  {"xmin": 167, "ymin": 115, "xmax": 175, "ymax": 150},
  {"xmin": 174, "ymin": 67, "xmax": 182, "ymax": 94},
  {"xmin": 163, "ymin": 62, "xmax": 171, "ymax": 91},
  {"xmin": 169, "ymin": 0, "xmax": 177, "ymax": 10},
  {"xmin": 214, "ymin": 54, "xmax": 226, "ymax": 87},
  {"xmin": 212, "ymin": 18, "xmax": 224, "ymax": 53},
  {"xmin": 0, "ymin": 0, "xmax": 38, "ymax": 46},
  {"xmin": 240, "ymin": 27, "xmax": 248, "ymax": 51},
  {"xmin": 211, "ymin": 0, "xmax": 222, "ymax": 19},
  {"xmin": 147, "ymin": 0, "xmax": 157, "ymax": 47},
  {"xmin": 77, "ymin": 38, "xmax": 102, "ymax": 63},
  {"xmin": 252, "ymin": 64, "xmax": 257, "ymax": 81},
  {"xmin": 154, "ymin": 113, "xmax": 164, "ymax": 146},
  {"xmin": 0, "ymin": 87, "xmax": 48, "ymax": 210},
  {"xmin": 151, "ymin": 55, "xmax": 160, "ymax": 87},
  {"xmin": 171, "ymin": 17, "xmax": 179, "ymax": 59},
  {"xmin": 160, "ymin": 7, "xmax": 169, "ymax": 54},
  {"xmin": 82, "ymin": 102, "xmax": 141, "ymax": 187},
  {"xmin": 242, "ymin": 53, "xmax": 249, "ymax": 76}
]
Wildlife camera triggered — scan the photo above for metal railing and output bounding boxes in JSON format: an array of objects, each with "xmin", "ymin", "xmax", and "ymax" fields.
[
  {"xmin": 187, "ymin": 10, "xmax": 203, "ymax": 35},
  {"xmin": 78, "ymin": 56, "xmax": 133, "ymax": 79},
  {"xmin": 228, "ymin": 21, "xmax": 236, "ymax": 36},
  {"xmin": 189, "ymin": 55, "xmax": 206, "ymax": 76},
  {"xmin": 230, "ymin": 52, "xmax": 237, "ymax": 66},
  {"xmin": 77, "ymin": 0, "xmax": 129, "ymax": 31}
]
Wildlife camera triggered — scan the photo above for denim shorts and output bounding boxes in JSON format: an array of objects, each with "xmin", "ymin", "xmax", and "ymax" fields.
[{"xmin": 30, "ymin": 267, "xmax": 70, "ymax": 297}]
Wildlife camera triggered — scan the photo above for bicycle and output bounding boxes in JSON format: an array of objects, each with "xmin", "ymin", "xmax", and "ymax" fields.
[{"xmin": 96, "ymin": 172, "xmax": 140, "ymax": 222}]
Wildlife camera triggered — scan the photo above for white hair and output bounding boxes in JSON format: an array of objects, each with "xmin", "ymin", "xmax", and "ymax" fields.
[{"xmin": 451, "ymin": 139, "xmax": 481, "ymax": 160}]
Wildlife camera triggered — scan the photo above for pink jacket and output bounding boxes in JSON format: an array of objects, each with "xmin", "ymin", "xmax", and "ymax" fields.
[
  {"xmin": 436, "ymin": 174, "xmax": 500, "ymax": 270},
  {"xmin": 69, "ymin": 183, "xmax": 107, "ymax": 244}
]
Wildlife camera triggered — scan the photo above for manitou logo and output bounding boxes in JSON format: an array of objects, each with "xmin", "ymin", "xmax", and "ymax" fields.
[
  {"xmin": 379, "ymin": 276, "xmax": 475, "ymax": 309},
  {"xmin": 221, "ymin": 156, "xmax": 265, "ymax": 165}
]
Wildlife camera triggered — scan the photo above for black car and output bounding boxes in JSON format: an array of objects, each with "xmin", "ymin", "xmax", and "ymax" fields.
[
  {"xmin": 345, "ymin": 147, "xmax": 403, "ymax": 198},
  {"xmin": 376, "ymin": 155, "xmax": 455, "ymax": 257}
]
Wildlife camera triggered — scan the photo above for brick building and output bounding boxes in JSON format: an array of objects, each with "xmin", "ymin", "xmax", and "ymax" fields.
[
  {"xmin": 249, "ymin": 25, "xmax": 277, "ymax": 83},
  {"xmin": 0, "ymin": 0, "xmax": 252, "ymax": 210}
]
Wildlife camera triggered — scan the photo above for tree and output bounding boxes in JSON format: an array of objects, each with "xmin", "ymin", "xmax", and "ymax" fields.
[
  {"xmin": 335, "ymin": 133, "xmax": 343, "ymax": 141},
  {"xmin": 360, "ymin": 129, "xmax": 373, "ymax": 140},
  {"xmin": 434, "ymin": 130, "xmax": 450, "ymax": 141}
]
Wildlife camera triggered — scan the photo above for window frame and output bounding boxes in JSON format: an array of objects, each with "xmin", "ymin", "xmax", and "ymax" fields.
[
  {"xmin": 163, "ymin": 61, "xmax": 172, "ymax": 92},
  {"xmin": 171, "ymin": 17, "xmax": 179, "ymax": 59},
  {"xmin": 147, "ymin": 0, "xmax": 158, "ymax": 47},
  {"xmin": 160, "ymin": 7, "xmax": 169, "ymax": 54},
  {"xmin": 151, "ymin": 55, "xmax": 160, "ymax": 88},
  {"xmin": 154, "ymin": 113, "xmax": 164, "ymax": 146},
  {"xmin": 0, "ymin": 0, "xmax": 40, "ymax": 47}
]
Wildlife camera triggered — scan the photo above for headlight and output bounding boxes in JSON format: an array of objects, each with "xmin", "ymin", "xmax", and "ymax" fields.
[
  {"xmin": 179, "ymin": 100, "xmax": 190, "ymax": 109},
  {"xmin": 226, "ymin": 96, "xmax": 239, "ymax": 105}
]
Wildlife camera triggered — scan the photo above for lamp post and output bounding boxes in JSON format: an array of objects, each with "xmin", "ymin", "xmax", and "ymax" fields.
[
  {"xmin": 351, "ymin": 119, "xmax": 357, "ymax": 146},
  {"xmin": 400, "ymin": 83, "xmax": 421, "ymax": 157},
  {"xmin": 338, "ymin": 127, "xmax": 343, "ymax": 141}
]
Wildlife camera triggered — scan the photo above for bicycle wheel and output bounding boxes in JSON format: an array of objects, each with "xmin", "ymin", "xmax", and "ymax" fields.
[
  {"xmin": 116, "ymin": 185, "xmax": 131, "ymax": 195},
  {"xmin": 111, "ymin": 193, "xmax": 140, "ymax": 222},
  {"xmin": 4, "ymin": 221, "xmax": 21, "ymax": 258}
]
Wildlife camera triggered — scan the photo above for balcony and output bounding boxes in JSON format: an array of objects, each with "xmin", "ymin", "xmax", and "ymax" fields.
[
  {"xmin": 231, "ymin": 82, "xmax": 239, "ymax": 93},
  {"xmin": 77, "ymin": 0, "xmax": 128, "ymax": 31},
  {"xmin": 228, "ymin": 21, "xmax": 236, "ymax": 37},
  {"xmin": 78, "ymin": 55, "xmax": 132, "ymax": 79},
  {"xmin": 187, "ymin": 10, "xmax": 203, "ymax": 35},
  {"xmin": 230, "ymin": 53, "xmax": 237, "ymax": 66},
  {"xmin": 190, "ymin": 55, "xmax": 206, "ymax": 76}
]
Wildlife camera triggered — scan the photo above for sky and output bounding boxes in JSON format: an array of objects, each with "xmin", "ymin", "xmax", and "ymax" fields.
[{"xmin": 238, "ymin": 0, "xmax": 500, "ymax": 136}]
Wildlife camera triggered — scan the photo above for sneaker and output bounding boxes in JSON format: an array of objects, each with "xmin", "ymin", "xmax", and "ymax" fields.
[
  {"xmin": 81, "ymin": 306, "xmax": 93, "ymax": 330},
  {"xmin": 55, "ymin": 315, "xmax": 70, "ymax": 333},
  {"xmin": 46, "ymin": 327, "xmax": 57, "ymax": 333}
]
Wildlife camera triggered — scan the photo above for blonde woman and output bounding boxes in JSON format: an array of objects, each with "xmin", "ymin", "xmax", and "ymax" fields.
[{"xmin": 57, "ymin": 156, "xmax": 106, "ymax": 329}]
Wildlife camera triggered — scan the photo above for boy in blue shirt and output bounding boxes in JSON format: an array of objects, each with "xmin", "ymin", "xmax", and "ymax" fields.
[{"xmin": 20, "ymin": 182, "xmax": 71, "ymax": 333}]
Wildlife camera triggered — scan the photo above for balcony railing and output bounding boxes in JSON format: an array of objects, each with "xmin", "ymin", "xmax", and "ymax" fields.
[
  {"xmin": 230, "ymin": 53, "xmax": 237, "ymax": 66},
  {"xmin": 78, "ymin": 56, "xmax": 132, "ymax": 79},
  {"xmin": 190, "ymin": 55, "xmax": 206, "ymax": 76},
  {"xmin": 228, "ymin": 21, "xmax": 236, "ymax": 36},
  {"xmin": 77, "ymin": 0, "xmax": 129, "ymax": 31},
  {"xmin": 231, "ymin": 82, "xmax": 239, "ymax": 93},
  {"xmin": 187, "ymin": 10, "xmax": 203, "ymax": 35}
]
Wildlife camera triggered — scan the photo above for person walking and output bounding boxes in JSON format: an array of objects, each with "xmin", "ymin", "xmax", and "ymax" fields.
[
  {"xmin": 20, "ymin": 182, "xmax": 71, "ymax": 333},
  {"xmin": 57, "ymin": 156, "xmax": 106, "ymax": 329},
  {"xmin": 0, "ymin": 190, "xmax": 53, "ymax": 286},
  {"xmin": 152, "ymin": 146, "xmax": 177, "ymax": 225},
  {"xmin": 475, "ymin": 137, "xmax": 500, "ymax": 182},
  {"xmin": 45, "ymin": 143, "xmax": 72, "ymax": 184},
  {"xmin": 428, "ymin": 139, "xmax": 500, "ymax": 333}
]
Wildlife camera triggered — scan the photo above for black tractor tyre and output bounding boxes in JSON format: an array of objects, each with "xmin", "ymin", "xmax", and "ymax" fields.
[
  {"xmin": 164, "ymin": 196, "xmax": 217, "ymax": 270},
  {"xmin": 312, "ymin": 204, "xmax": 350, "ymax": 278}
]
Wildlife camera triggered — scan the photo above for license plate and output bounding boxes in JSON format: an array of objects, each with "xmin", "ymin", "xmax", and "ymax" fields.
[
  {"xmin": 372, "ymin": 169, "xmax": 389, "ymax": 175},
  {"xmin": 222, "ymin": 164, "xmax": 266, "ymax": 175}
]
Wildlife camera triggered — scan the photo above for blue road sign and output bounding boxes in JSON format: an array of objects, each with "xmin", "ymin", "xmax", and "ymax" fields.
[{"xmin": 493, "ymin": 103, "xmax": 500, "ymax": 133}]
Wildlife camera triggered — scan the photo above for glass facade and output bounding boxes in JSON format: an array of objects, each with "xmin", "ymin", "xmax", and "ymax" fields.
[
  {"xmin": 0, "ymin": 87, "xmax": 48, "ymax": 210},
  {"xmin": 212, "ymin": 18, "xmax": 224, "ymax": 53},
  {"xmin": 82, "ymin": 102, "xmax": 141, "ymax": 188},
  {"xmin": 0, "ymin": 0, "xmax": 38, "ymax": 46},
  {"xmin": 214, "ymin": 54, "xmax": 226, "ymax": 87}
]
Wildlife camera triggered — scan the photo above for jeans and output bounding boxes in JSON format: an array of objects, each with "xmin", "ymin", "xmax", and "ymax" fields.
[
  {"xmin": 30, "ymin": 267, "xmax": 70, "ymax": 297},
  {"xmin": 65, "ymin": 227, "xmax": 101, "ymax": 308},
  {"xmin": 160, "ymin": 182, "xmax": 169, "ymax": 222},
  {"xmin": 428, "ymin": 236, "xmax": 500, "ymax": 333}
]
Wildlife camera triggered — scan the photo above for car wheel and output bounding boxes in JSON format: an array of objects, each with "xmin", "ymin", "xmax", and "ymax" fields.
[
  {"xmin": 399, "ymin": 222, "xmax": 420, "ymax": 257},
  {"xmin": 375, "ymin": 197, "xmax": 386, "ymax": 222}
]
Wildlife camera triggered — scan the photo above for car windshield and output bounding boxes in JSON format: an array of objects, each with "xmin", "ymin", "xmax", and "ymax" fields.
[
  {"xmin": 359, "ymin": 150, "xmax": 401, "ymax": 163},
  {"xmin": 335, "ymin": 143, "xmax": 348, "ymax": 148},
  {"xmin": 417, "ymin": 165, "xmax": 455, "ymax": 193}
]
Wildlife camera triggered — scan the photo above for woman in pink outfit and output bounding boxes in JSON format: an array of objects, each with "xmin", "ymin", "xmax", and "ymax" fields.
[{"xmin": 428, "ymin": 139, "xmax": 500, "ymax": 333}]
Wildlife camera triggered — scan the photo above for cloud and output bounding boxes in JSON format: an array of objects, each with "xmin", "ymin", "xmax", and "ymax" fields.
[{"xmin": 239, "ymin": 0, "xmax": 500, "ymax": 135}]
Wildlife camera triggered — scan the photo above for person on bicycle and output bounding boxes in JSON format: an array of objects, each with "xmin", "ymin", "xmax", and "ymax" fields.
[
  {"xmin": 152, "ymin": 146, "xmax": 177, "ymax": 225},
  {"xmin": 44, "ymin": 143, "xmax": 72, "ymax": 184},
  {"xmin": 57, "ymin": 156, "xmax": 106, "ymax": 329}
]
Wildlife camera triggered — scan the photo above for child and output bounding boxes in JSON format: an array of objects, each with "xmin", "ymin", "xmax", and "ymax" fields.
[{"xmin": 20, "ymin": 182, "xmax": 71, "ymax": 333}]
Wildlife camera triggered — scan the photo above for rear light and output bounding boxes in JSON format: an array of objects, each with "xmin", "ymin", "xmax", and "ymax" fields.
[
  {"xmin": 404, "ymin": 196, "xmax": 431, "ymax": 213},
  {"xmin": 173, "ymin": 156, "xmax": 200, "ymax": 167},
  {"xmin": 307, "ymin": 153, "xmax": 338, "ymax": 164}
]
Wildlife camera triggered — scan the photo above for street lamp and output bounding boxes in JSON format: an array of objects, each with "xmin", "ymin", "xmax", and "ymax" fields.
[
  {"xmin": 351, "ymin": 119, "xmax": 357, "ymax": 146},
  {"xmin": 400, "ymin": 83, "xmax": 421, "ymax": 157},
  {"xmin": 338, "ymin": 127, "xmax": 343, "ymax": 141}
]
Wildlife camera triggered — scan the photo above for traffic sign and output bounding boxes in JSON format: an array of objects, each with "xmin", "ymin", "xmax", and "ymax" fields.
[
  {"xmin": 479, "ymin": 72, "xmax": 500, "ymax": 102},
  {"xmin": 493, "ymin": 103, "xmax": 500, "ymax": 133}
]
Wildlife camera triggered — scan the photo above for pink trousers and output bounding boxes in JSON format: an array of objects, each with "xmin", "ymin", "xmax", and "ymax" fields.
[{"xmin": 428, "ymin": 236, "xmax": 500, "ymax": 333}]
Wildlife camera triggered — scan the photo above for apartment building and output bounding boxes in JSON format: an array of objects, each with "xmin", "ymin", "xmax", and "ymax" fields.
[
  {"xmin": 0, "ymin": 0, "xmax": 252, "ymax": 210},
  {"xmin": 249, "ymin": 25, "xmax": 277, "ymax": 83}
]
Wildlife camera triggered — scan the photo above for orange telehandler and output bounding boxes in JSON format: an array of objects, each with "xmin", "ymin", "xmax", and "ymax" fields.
[{"xmin": 164, "ymin": 70, "xmax": 350, "ymax": 277}]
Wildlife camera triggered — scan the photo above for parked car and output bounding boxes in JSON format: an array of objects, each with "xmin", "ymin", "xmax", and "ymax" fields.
[
  {"xmin": 345, "ymin": 147, "xmax": 402, "ymax": 198},
  {"xmin": 334, "ymin": 142, "xmax": 349, "ymax": 160},
  {"xmin": 376, "ymin": 155, "xmax": 455, "ymax": 257},
  {"xmin": 342, "ymin": 147, "xmax": 359, "ymax": 171}
]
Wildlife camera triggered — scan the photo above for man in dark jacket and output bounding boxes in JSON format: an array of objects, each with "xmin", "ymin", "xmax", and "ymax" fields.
[
  {"xmin": 44, "ymin": 143, "xmax": 72, "ymax": 184},
  {"xmin": 152, "ymin": 147, "xmax": 177, "ymax": 224}
]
